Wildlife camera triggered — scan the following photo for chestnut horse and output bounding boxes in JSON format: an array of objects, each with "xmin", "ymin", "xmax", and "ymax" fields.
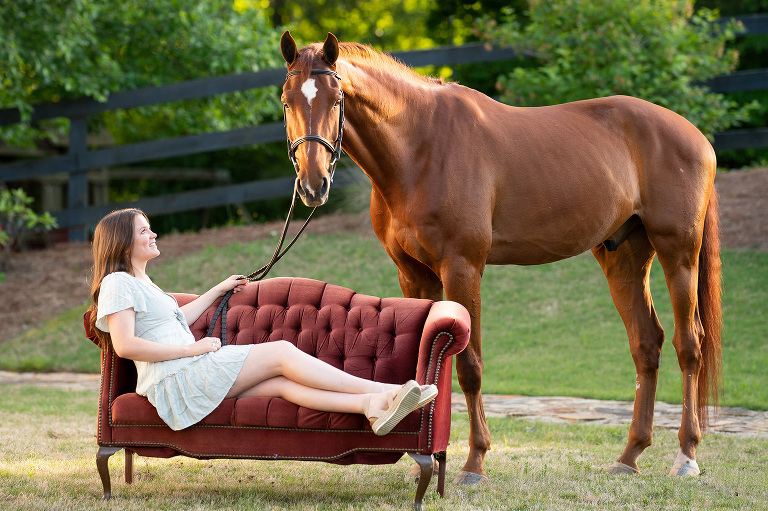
[{"xmin": 279, "ymin": 32, "xmax": 722, "ymax": 483}]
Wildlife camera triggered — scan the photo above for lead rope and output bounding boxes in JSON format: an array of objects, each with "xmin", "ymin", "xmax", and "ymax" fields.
[{"xmin": 205, "ymin": 180, "xmax": 317, "ymax": 345}]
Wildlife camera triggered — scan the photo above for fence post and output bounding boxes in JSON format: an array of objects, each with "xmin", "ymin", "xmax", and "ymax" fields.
[{"xmin": 67, "ymin": 116, "xmax": 89, "ymax": 242}]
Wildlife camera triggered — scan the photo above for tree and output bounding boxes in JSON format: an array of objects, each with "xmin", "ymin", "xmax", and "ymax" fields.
[
  {"xmin": 267, "ymin": 0, "xmax": 434, "ymax": 50},
  {"xmin": 0, "ymin": 1, "xmax": 283, "ymax": 147},
  {"xmin": 426, "ymin": 0, "xmax": 526, "ymax": 45},
  {"xmin": 479, "ymin": 0, "xmax": 758, "ymax": 139},
  {"xmin": 696, "ymin": 0, "xmax": 768, "ymax": 166}
]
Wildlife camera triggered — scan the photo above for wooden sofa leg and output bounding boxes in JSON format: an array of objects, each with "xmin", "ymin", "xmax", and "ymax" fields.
[
  {"xmin": 96, "ymin": 447, "xmax": 122, "ymax": 500},
  {"xmin": 408, "ymin": 453, "xmax": 434, "ymax": 511},
  {"xmin": 434, "ymin": 451, "xmax": 446, "ymax": 497},
  {"xmin": 125, "ymin": 448, "xmax": 134, "ymax": 484}
]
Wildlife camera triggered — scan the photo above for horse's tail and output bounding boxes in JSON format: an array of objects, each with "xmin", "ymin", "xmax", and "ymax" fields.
[{"xmin": 697, "ymin": 186, "xmax": 723, "ymax": 428}]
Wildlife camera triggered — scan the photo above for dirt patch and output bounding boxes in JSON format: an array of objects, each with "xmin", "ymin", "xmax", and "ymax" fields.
[
  {"xmin": 1, "ymin": 168, "xmax": 766, "ymax": 343},
  {"xmin": 713, "ymin": 167, "xmax": 768, "ymax": 252}
]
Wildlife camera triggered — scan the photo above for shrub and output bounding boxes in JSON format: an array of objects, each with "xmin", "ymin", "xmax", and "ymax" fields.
[{"xmin": 0, "ymin": 188, "xmax": 58, "ymax": 268}]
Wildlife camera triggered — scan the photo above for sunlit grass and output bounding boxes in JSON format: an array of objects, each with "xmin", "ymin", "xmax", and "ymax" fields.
[{"xmin": 1, "ymin": 385, "xmax": 767, "ymax": 510}]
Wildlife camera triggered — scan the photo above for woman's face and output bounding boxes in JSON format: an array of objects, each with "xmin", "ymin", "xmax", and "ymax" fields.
[{"xmin": 131, "ymin": 214, "xmax": 160, "ymax": 264}]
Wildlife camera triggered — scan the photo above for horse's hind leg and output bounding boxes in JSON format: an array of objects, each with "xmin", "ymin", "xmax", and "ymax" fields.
[
  {"xmin": 652, "ymin": 233, "xmax": 707, "ymax": 477},
  {"xmin": 592, "ymin": 227, "xmax": 664, "ymax": 473}
]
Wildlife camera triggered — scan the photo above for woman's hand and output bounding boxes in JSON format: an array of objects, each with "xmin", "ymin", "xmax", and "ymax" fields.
[
  {"xmin": 189, "ymin": 336, "xmax": 222, "ymax": 356},
  {"xmin": 215, "ymin": 275, "xmax": 248, "ymax": 296},
  {"xmin": 181, "ymin": 275, "xmax": 249, "ymax": 326}
]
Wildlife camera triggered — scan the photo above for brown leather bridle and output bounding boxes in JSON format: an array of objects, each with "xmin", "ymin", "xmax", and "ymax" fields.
[{"xmin": 284, "ymin": 69, "xmax": 345, "ymax": 183}]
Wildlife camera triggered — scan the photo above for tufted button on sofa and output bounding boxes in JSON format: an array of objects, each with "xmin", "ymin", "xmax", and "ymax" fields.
[{"xmin": 84, "ymin": 277, "xmax": 470, "ymax": 509}]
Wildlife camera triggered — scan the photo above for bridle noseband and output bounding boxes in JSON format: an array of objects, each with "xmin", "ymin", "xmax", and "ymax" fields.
[{"xmin": 284, "ymin": 69, "xmax": 345, "ymax": 182}]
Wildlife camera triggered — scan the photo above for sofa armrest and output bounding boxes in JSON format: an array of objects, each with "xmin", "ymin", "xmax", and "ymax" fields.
[
  {"xmin": 415, "ymin": 300, "xmax": 470, "ymax": 385},
  {"xmin": 83, "ymin": 311, "xmax": 100, "ymax": 347}
]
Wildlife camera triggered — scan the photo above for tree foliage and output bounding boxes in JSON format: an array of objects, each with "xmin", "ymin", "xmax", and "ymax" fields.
[
  {"xmin": 426, "ymin": 0, "xmax": 526, "ymax": 44},
  {"xmin": 479, "ymin": 0, "xmax": 758, "ymax": 138},
  {"xmin": 0, "ymin": 0, "xmax": 283, "ymax": 147},
  {"xmin": 697, "ymin": 0, "xmax": 768, "ymax": 166},
  {"xmin": 266, "ymin": 0, "xmax": 434, "ymax": 50}
]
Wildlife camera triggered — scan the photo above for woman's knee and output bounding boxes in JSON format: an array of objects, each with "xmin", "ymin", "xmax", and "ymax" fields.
[
  {"xmin": 242, "ymin": 341, "xmax": 296, "ymax": 377},
  {"xmin": 258, "ymin": 340, "xmax": 299, "ymax": 370},
  {"xmin": 255, "ymin": 339, "xmax": 295, "ymax": 355},
  {"xmin": 270, "ymin": 339, "xmax": 298, "ymax": 357}
]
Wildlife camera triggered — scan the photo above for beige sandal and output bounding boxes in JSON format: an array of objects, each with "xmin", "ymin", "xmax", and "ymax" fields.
[
  {"xmin": 417, "ymin": 384, "xmax": 438, "ymax": 408},
  {"xmin": 366, "ymin": 380, "xmax": 421, "ymax": 436}
]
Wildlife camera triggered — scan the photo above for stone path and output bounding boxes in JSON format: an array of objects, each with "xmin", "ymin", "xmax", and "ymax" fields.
[
  {"xmin": 2, "ymin": 370, "xmax": 766, "ymax": 437},
  {"xmin": 0, "ymin": 370, "xmax": 101, "ymax": 391},
  {"xmin": 453, "ymin": 393, "xmax": 768, "ymax": 437}
]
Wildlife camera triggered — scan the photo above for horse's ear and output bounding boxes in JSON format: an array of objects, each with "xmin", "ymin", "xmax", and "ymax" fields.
[
  {"xmin": 281, "ymin": 30, "xmax": 299, "ymax": 65},
  {"xmin": 322, "ymin": 32, "xmax": 339, "ymax": 66}
]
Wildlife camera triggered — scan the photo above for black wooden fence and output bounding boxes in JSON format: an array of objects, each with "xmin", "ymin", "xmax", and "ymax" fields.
[{"xmin": 1, "ymin": 13, "xmax": 767, "ymax": 241}]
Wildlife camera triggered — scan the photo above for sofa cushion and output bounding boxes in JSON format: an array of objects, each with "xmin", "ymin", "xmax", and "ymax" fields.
[{"xmin": 111, "ymin": 393, "xmax": 421, "ymax": 432}]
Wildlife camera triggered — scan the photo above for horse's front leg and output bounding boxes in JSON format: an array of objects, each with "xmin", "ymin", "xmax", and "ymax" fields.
[
  {"xmin": 384, "ymin": 219, "xmax": 491, "ymax": 484},
  {"xmin": 439, "ymin": 258, "xmax": 490, "ymax": 484},
  {"xmin": 396, "ymin": 260, "xmax": 444, "ymax": 301},
  {"xmin": 394, "ymin": 256, "xmax": 451, "ymax": 486}
]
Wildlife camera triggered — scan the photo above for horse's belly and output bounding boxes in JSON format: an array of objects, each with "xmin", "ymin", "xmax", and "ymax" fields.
[
  {"xmin": 486, "ymin": 238, "xmax": 596, "ymax": 265},
  {"xmin": 486, "ymin": 212, "xmax": 621, "ymax": 265}
]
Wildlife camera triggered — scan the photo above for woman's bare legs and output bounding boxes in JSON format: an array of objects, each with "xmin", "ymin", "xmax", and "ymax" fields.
[
  {"xmin": 231, "ymin": 375, "xmax": 374, "ymax": 414},
  {"xmin": 224, "ymin": 341, "xmax": 402, "ymax": 415}
]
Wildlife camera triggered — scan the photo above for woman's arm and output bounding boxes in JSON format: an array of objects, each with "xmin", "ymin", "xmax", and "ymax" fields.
[
  {"xmin": 180, "ymin": 275, "xmax": 247, "ymax": 326},
  {"xmin": 108, "ymin": 308, "xmax": 220, "ymax": 362}
]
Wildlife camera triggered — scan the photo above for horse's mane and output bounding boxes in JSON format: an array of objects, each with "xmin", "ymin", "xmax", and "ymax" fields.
[{"xmin": 299, "ymin": 41, "xmax": 445, "ymax": 86}]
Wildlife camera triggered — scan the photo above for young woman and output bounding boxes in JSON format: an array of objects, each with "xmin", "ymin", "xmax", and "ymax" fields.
[{"xmin": 87, "ymin": 208, "xmax": 436, "ymax": 433}]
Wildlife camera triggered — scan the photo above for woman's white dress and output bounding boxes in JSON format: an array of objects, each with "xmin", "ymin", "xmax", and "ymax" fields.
[{"xmin": 95, "ymin": 272, "xmax": 251, "ymax": 430}]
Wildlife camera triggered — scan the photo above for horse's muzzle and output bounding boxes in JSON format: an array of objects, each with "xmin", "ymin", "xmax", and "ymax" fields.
[{"xmin": 296, "ymin": 175, "xmax": 330, "ymax": 207}]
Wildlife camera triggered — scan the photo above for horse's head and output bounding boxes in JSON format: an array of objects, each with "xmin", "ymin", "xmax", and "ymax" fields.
[{"xmin": 280, "ymin": 31, "xmax": 344, "ymax": 207}]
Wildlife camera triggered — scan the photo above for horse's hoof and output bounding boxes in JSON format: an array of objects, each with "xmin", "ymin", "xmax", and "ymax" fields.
[
  {"xmin": 606, "ymin": 461, "xmax": 640, "ymax": 475},
  {"xmin": 453, "ymin": 470, "xmax": 488, "ymax": 485},
  {"xmin": 668, "ymin": 451, "xmax": 700, "ymax": 477}
]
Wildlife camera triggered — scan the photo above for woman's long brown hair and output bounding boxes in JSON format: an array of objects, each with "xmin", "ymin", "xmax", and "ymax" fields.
[{"xmin": 87, "ymin": 208, "xmax": 146, "ymax": 348}]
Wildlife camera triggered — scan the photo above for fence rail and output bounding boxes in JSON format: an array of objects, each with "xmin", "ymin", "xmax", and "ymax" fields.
[
  {"xmin": 51, "ymin": 167, "xmax": 362, "ymax": 229},
  {"xmin": 1, "ymin": 14, "xmax": 766, "ymax": 240}
]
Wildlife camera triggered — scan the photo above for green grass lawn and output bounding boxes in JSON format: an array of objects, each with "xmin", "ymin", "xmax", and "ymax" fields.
[
  {"xmin": 1, "ymin": 385, "xmax": 767, "ymax": 510},
  {"xmin": 1, "ymin": 231, "xmax": 766, "ymax": 409}
]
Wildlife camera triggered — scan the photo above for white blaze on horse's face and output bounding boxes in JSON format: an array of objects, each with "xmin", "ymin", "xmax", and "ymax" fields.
[{"xmin": 301, "ymin": 78, "xmax": 318, "ymax": 107}]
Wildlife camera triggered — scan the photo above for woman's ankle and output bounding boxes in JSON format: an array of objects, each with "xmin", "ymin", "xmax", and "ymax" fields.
[{"xmin": 362, "ymin": 394, "xmax": 373, "ymax": 419}]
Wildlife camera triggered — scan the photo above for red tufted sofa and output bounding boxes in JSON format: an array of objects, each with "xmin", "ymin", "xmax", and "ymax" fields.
[{"xmin": 84, "ymin": 277, "xmax": 470, "ymax": 509}]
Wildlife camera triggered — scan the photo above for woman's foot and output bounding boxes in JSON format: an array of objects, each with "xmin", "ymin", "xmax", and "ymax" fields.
[{"xmin": 365, "ymin": 380, "xmax": 421, "ymax": 436}]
